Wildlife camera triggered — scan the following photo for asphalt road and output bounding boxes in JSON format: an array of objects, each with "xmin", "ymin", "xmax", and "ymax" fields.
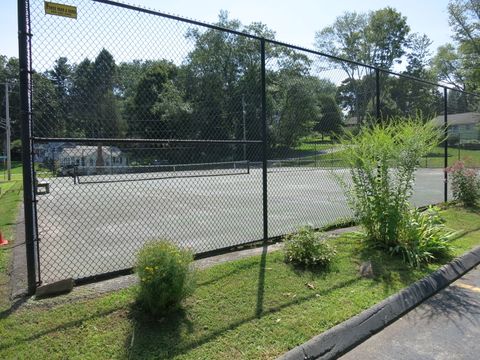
[
  {"xmin": 35, "ymin": 167, "xmax": 447, "ymax": 282},
  {"xmin": 340, "ymin": 265, "xmax": 480, "ymax": 360}
]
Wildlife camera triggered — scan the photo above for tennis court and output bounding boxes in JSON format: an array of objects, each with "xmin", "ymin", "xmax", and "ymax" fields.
[{"xmin": 36, "ymin": 165, "xmax": 447, "ymax": 283}]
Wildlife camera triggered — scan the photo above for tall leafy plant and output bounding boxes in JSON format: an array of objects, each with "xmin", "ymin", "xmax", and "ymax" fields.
[{"xmin": 337, "ymin": 117, "xmax": 442, "ymax": 250}]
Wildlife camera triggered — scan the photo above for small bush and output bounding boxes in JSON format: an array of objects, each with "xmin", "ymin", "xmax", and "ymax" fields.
[
  {"xmin": 136, "ymin": 240, "xmax": 195, "ymax": 316},
  {"xmin": 284, "ymin": 226, "xmax": 337, "ymax": 268},
  {"xmin": 392, "ymin": 206, "xmax": 457, "ymax": 267},
  {"xmin": 446, "ymin": 160, "xmax": 480, "ymax": 207}
]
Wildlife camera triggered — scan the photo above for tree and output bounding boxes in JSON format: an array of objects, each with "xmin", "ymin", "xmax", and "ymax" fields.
[
  {"xmin": 70, "ymin": 49, "xmax": 124, "ymax": 138},
  {"xmin": 364, "ymin": 8, "xmax": 410, "ymax": 69},
  {"xmin": 47, "ymin": 57, "xmax": 72, "ymax": 135},
  {"xmin": 447, "ymin": 88, "xmax": 476, "ymax": 113},
  {"xmin": 405, "ymin": 33, "xmax": 433, "ymax": 76},
  {"xmin": 271, "ymin": 77, "xmax": 319, "ymax": 148},
  {"xmin": 116, "ymin": 60, "xmax": 156, "ymax": 99},
  {"xmin": 183, "ymin": 11, "xmax": 312, "ymax": 160},
  {"xmin": 314, "ymin": 95, "xmax": 343, "ymax": 139},
  {"xmin": 91, "ymin": 49, "xmax": 124, "ymax": 138},
  {"xmin": 382, "ymin": 76, "xmax": 443, "ymax": 120},
  {"xmin": 315, "ymin": 7, "xmax": 411, "ymax": 123},
  {"xmin": 314, "ymin": 8, "xmax": 410, "ymax": 76},
  {"xmin": 448, "ymin": 0, "xmax": 479, "ymax": 90},
  {"xmin": 70, "ymin": 58, "xmax": 94, "ymax": 137},
  {"xmin": 432, "ymin": 43, "xmax": 468, "ymax": 90},
  {"xmin": 336, "ymin": 75, "xmax": 376, "ymax": 121},
  {"xmin": 0, "ymin": 56, "xmax": 20, "ymax": 143},
  {"xmin": 126, "ymin": 61, "xmax": 191, "ymax": 139},
  {"xmin": 383, "ymin": 34, "xmax": 443, "ymax": 120},
  {"xmin": 433, "ymin": 0, "xmax": 480, "ymax": 92},
  {"xmin": 32, "ymin": 72, "xmax": 62, "ymax": 137},
  {"xmin": 314, "ymin": 11, "xmax": 369, "ymax": 80}
]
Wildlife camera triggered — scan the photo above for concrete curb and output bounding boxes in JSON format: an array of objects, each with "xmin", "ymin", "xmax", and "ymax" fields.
[{"xmin": 278, "ymin": 246, "xmax": 480, "ymax": 360}]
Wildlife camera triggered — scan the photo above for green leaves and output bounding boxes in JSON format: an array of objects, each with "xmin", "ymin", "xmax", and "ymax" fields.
[
  {"xmin": 392, "ymin": 207, "xmax": 456, "ymax": 267},
  {"xmin": 314, "ymin": 7, "xmax": 410, "ymax": 72},
  {"xmin": 433, "ymin": 0, "xmax": 479, "ymax": 92},
  {"xmin": 447, "ymin": 160, "xmax": 480, "ymax": 207},
  {"xmin": 283, "ymin": 226, "xmax": 337, "ymax": 268},
  {"xmin": 135, "ymin": 240, "xmax": 195, "ymax": 317},
  {"xmin": 337, "ymin": 117, "xmax": 449, "ymax": 266}
]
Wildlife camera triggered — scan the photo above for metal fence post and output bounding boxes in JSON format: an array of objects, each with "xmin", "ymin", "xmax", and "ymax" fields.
[
  {"xmin": 444, "ymin": 87, "xmax": 448, "ymax": 203},
  {"xmin": 261, "ymin": 38, "xmax": 268, "ymax": 241},
  {"xmin": 18, "ymin": 0, "xmax": 38, "ymax": 294},
  {"xmin": 375, "ymin": 68, "xmax": 380, "ymax": 121}
]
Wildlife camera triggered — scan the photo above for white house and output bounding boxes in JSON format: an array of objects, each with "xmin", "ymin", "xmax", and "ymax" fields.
[
  {"xmin": 58, "ymin": 145, "xmax": 127, "ymax": 174},
  {"xmin": 34, "ymin": 142, "xmax": 75, "ymax": 163},
  {"xmin": 431, "ymin": 112, "xmax": 480, "ymax": 143}
]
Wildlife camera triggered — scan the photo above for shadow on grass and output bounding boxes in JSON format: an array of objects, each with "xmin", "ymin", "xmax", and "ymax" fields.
[
  {"xmin": 288, "ymin": 262, "xmax": 338, "ymax": 282},
  {"xmin": 124, "ymin": 272, "xmax": 360, "ymax": 359},
  {"xmin": 0, "ymin": 303, "xmax": 125, "ymax": 351},
  {"xmin": 356, "ymin": 245, "xmax": 436, "ymax": 294},
  {"xmin": 255, "ymin": 242, "xmax": 267, "ymax": 318},
  {"xmin": 0, "ymin": 296, "xmax": 28, "ymax": 321},
  {"xmin": 196, "ymin": 260, "xmax": 260, "ymax": 288},
  {"xmin": 463, "ymin": 205, "xmax": 480, "ymax": 213}
]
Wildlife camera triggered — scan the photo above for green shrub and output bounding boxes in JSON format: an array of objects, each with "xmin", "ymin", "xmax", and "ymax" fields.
[
  {"xmin": 334, "ymin": 117, "xmax": 460, "ymax": 267},
  {"xmin": 337, "ymin": 117, "xmax": 441, "ymax": 249},
  {"xmin": 392, "ymin": 206, "xmax": 457, "ymax": 267},
  {"xmin": 284, "ymin": 226, "xmax": 337, "ymax": 268},
  {"xmin": 136, "ymin": 240, "xmax": 195, "ymax": 316},
  {"xmin": 446, "ymin": 160, "xmax": 480, "ymax": 207}
]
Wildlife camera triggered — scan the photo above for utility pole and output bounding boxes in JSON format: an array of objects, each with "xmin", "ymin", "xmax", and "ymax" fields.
[
  {"xmin": 5, "ymin": 83, "xmax": 11, "ymax": 181},
  {"xmin": 242, "ymin": 94, "xmax": 246, "ymax": 161}
]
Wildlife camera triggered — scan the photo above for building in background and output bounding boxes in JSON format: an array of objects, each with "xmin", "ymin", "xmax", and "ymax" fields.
[{"xmin": 431, "ymin": 112, "xmax": 480, "ymax": 145}]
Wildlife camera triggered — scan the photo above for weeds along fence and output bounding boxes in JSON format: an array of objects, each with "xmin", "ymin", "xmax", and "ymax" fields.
[{"xmin": 18, "ymin": 0, "xmax": 480, "ymax": 292}]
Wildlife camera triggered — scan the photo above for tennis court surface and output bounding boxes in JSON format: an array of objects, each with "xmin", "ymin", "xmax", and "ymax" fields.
[{"xmin": 36, "ymin": 166, "xmax": 447, "ymax": 283}]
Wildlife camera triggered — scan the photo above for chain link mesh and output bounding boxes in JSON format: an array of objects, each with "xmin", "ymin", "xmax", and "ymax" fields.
[{"xmin": 25, "ymin": 0, "xmax": 480, "ymax": 283}]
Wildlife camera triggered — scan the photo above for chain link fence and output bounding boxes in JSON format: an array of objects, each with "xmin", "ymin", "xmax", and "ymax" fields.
[{"xmin": 18, "ymin": 0, "xmax": 480, "ymax": 288}]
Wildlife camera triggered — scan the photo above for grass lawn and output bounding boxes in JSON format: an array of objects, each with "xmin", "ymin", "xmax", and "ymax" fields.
[
  {"xmin": 294, "ymin": 135, "xmax": 337, "ymax": 152},
  {"xmin": 0, "ymin": 180, "xmax": 23, "ymax": 312},
  {"xmin": 0, "ymin": 161, "xmax": 23, "ymax": 182},
  {"xmin": 0, "ymin": 182, "xmax": 16, "ymax": 195},
  {"xmin": 419, "ymin": 146, "xmax": 480, "ymax": 168},
  {"xmin": 288, "ymin": 135, "xmax": 480, "ymax": 170},
  {"xmin": 0, "ymin": 205, "xmax": 479, "ymax": 359},
  {"xmin": 280, "ymin": 145, "xmax": 480, "ymax": 170}
]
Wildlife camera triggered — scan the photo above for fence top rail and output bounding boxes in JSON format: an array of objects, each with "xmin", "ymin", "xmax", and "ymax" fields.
[
  {"xmin": 93, "ymin": 0, "xmax": 263, "ymax": 40},
  {"xmin": 93, "ymin": 0, "xmax": 480, "ymax": 98},
  {"xmin": 33, "ymin": 137, "xmax": 263, "ymax": 145}
]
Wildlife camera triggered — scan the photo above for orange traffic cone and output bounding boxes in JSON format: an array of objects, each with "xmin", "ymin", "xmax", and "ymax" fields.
[{"xmin": 0, "ymin": 231, "xmax": 8, "ymax": 246}]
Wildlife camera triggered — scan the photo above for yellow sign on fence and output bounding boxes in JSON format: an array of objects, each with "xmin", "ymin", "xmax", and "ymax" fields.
[{"xmin": 44, "ymin": 1, "xmax": 77, "ymax": 19}]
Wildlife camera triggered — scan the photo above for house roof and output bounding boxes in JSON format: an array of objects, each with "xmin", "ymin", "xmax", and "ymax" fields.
[
  {"xmin": 431, "ymin": 112, "xmax": 480, "ymax": 127},
  {"xmin": 60, "ymin": 145, "xmax": 122, "ymax": 157}
]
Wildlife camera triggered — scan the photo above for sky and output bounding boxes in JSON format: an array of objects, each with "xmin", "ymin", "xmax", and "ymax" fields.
[{"xmin": 1, "ymin": 0, "xmax": 454, "ymax": 61}]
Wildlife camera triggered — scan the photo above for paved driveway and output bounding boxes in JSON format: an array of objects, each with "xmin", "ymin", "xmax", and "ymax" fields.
[{"xmin": 340, "ymin": 265, "xmax": 480, "ymax": 360}]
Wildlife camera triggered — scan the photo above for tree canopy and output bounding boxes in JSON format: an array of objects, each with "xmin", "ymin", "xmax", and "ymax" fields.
[
  {"xmin": 433, "ymin": 0, "xmax": 479, "ymax": 94},
  {"xmin": 2, "ymin": 7, "xmax": 477, "ymax": 165}
]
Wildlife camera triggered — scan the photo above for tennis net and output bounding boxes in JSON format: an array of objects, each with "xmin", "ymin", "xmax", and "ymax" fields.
[
  {"xmin": 249, "ymin": 157, "xmax": 346, "ymax": 173},
  {"xmin": 74, "ymin": 160, "xmax": 250, "ymax": 184}
]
